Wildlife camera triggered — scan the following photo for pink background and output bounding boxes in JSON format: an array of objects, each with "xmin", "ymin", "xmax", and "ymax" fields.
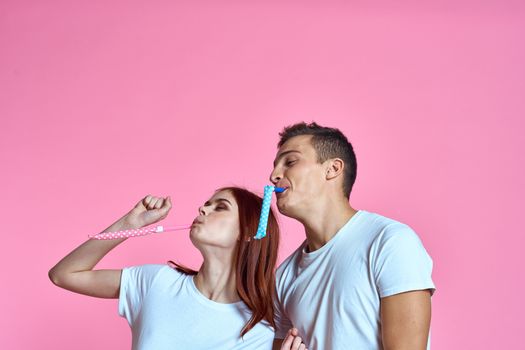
[{"xmin": 1, "ymin": 1, "xmax": 524, "ymax": 349}]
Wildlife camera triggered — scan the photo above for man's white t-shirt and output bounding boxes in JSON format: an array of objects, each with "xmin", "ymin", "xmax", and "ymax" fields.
[
  {"xmin": 274, "ymin": 210, "xmax": 435, "ymax": 350},
  {"xmin": 119, "ymin": 264, "xmax": 275, "ymax": 350}
]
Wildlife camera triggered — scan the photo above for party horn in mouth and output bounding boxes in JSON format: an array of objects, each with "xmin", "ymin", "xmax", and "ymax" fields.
[{"xmin": 254, "ymin": 185, "xmax": 286, "ymax": 239}]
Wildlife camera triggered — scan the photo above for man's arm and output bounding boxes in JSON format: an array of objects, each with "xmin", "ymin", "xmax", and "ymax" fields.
[{"xmin": 380, "ymin": 290, "xmax": 432, "ymax": 350}]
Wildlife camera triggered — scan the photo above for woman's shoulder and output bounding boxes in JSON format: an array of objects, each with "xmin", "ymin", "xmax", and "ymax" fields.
[
  {"xmin": 124, "ymin": 263, "xmax": 188, "ymax": 285},
  {"xmin": 155, "ymin": 263, "xmax": 190, "ymax": 279}
]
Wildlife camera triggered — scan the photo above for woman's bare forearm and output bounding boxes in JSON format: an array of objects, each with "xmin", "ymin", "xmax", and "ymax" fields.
[{"xmin": 48, "ymin": 217, "xmax": 139, "ymax": 282}]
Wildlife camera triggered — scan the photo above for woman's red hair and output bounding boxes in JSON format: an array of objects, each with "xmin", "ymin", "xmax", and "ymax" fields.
[{"xmin": 169, "ymin": 186, "xmax": 280, "ymax": 337}]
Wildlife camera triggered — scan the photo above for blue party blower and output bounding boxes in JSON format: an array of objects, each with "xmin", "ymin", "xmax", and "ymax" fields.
[{"xmin": 254, "ymin": 185, "xmax": 286, "ymax": 239}]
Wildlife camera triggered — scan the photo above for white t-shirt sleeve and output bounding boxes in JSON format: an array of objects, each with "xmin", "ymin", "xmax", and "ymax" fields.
[
  {"xmin": 273, "ymin": 285, "xmax": 293, "ymax": 339},
  {"xmin": 371, "ymin": 224, "xmax": 435, "ymax": 298},
  {"xmin": 118, "ymin": 264, "xmax": 164, "ymax": 325}
]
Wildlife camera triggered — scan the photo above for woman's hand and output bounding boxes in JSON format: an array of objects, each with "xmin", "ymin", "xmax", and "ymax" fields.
[
  {"xmin": 281, "ymin": 328, "xmax": 308, "ymax": 350},
  {"xmin": 124, "ymin": 195, "xmax": 172, "ymax": 227}
]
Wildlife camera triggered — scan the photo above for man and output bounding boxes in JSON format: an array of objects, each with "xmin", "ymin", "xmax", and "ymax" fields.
[{"xmin": 271, "ymin": 122, "xmax": 435, "ymax": 350}]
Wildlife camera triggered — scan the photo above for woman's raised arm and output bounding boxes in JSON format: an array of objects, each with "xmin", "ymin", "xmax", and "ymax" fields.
[{"xmin": 48, "ymin": 195, "xmax": 172, "ymax": 298}]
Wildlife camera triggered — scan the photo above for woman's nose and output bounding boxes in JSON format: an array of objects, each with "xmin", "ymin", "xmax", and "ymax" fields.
[{"xmin": 198, "ymin": 206, "xmax": 206, "ymax": 216}]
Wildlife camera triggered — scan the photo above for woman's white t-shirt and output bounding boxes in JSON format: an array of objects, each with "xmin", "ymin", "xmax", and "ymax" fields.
[{"xmin": 119, "ymin": 264, "xmax": 275, "ymax": 350}]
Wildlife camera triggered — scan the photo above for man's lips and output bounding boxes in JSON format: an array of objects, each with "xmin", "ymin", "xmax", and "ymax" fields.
[{"xmin": 275, "ymin": 186, "xmax": 289, "ymax": 197}]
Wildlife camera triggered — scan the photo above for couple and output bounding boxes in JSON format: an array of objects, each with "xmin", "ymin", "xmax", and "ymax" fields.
[{"xmin": 49, "ymin": 122, "xmax": 435, "ymax": 349}]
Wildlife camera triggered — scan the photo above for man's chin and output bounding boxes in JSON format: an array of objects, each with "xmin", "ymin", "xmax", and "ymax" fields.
[{"xmin": 276, "ymin": 199, "xmax": 296, "ymax": 217}]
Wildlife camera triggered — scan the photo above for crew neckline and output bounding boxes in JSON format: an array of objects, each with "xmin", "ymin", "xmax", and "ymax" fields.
[
  {"xmin": 188, "ymin": 274, "xmax": 246, "ymax": 311},
  {"xmin": 301, "ymin": 210, "xmax": 364, "ymax": 260}
]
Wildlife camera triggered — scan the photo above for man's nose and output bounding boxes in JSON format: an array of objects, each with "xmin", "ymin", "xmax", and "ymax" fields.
[
  {"xmin": 270, "ymin": 167, "xmax": 282, "ymax": 185},
  {"xmin": 198, "ymin": 206, "xmax": 207, "ymax": 216}
]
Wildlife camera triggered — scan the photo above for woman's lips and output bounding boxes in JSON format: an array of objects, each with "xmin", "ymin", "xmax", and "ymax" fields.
[{"xmin": 192, "ymin": 218, "xmax": 204, "ymax": 225}]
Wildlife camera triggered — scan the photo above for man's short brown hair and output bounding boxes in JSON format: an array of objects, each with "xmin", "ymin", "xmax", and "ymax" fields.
[{"xmin": 278, "ymin": 122, "xmax": 357, "ymax": 198}]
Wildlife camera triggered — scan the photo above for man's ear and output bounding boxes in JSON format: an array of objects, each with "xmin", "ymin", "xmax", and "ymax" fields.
[{"xmin": 326, "ymin": 158, "xmax": 344, "ymax": 180}]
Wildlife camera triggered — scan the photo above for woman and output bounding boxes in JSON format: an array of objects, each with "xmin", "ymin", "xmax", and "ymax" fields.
[{"xmin": 49, "ymin": 187, "xmax": 280, "ymax": 349}]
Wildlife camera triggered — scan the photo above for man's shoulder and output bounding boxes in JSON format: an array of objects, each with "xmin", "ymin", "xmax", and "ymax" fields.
[
  {"xmin": 358, "ymin": 209, "xmax": 406, "ymax": 226},
  {"xmin": 361, "ymin": 212, "xmax": 428, "ymax": 262},
  {"xmin": 356, "ymin": 210, "xmax": 414, "ymax": 238}
]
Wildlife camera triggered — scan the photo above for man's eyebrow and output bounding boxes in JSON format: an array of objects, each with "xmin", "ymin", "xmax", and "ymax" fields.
[
  {"xmin": 273, "ymin": 150, "xmax": 301, "ymax": 167},
  {"xmin": 204, "ymin": 198, "xmax": 232, "ymax": 206}
]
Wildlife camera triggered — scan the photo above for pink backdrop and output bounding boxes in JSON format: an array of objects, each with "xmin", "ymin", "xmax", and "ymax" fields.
[{"xmin": 1, "ymin": 1, "xmax": 524, "ymax": 349}]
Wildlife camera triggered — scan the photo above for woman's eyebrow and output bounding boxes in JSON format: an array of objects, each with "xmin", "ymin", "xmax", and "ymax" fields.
[
  {"xmin": 216, "ymin": 198, "xmax": 232, "ymax": 205},
  {"xmin": 204, "ymin": 198, "xmax": 232, "ymax": 206}
]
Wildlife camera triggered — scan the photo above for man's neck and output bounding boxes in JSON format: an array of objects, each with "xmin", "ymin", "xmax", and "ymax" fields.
[{"xmin": 300, "ymin": 198, "xmax": 357, "ymax": 252}]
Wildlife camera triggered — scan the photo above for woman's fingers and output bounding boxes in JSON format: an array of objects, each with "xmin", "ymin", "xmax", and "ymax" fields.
[
  {"xmin": 291, "ymin": 336, "xmax": 303, "ymax": 350},
  {"xmin": 280, "ymin": 330, "xmax": 307, "ymax": 350},
  {"xmin": 281, "ymin": 334, "xmax": 294, "ymax": 349},
  {"xmin": 125, "ymin": 195, "xmax": 171, "ymax": 227},
  {"xmin": 158, "ymin": 196, "xmax": 172, "ymax": 218},
  {"xmin": 142, "ymin": 196, "xmax": 164, "ymax": 210},
  {"xmin": 143, "ymin": 195, "xmax": 153, "ymax": 206},
  {"xmin": 283, "ymin": 328, "xmax": 292, "ymax": 339},
  {"xmin": 140, "ymin": 195, "xmax": 172, "ymax": 213},
  {"xmin": 154, "ymin": 198, "xmax": 163, "ymax": 209},
  {"xmin": 149, "ymin": 197, "xmax": 160, "ymax": 209}
]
